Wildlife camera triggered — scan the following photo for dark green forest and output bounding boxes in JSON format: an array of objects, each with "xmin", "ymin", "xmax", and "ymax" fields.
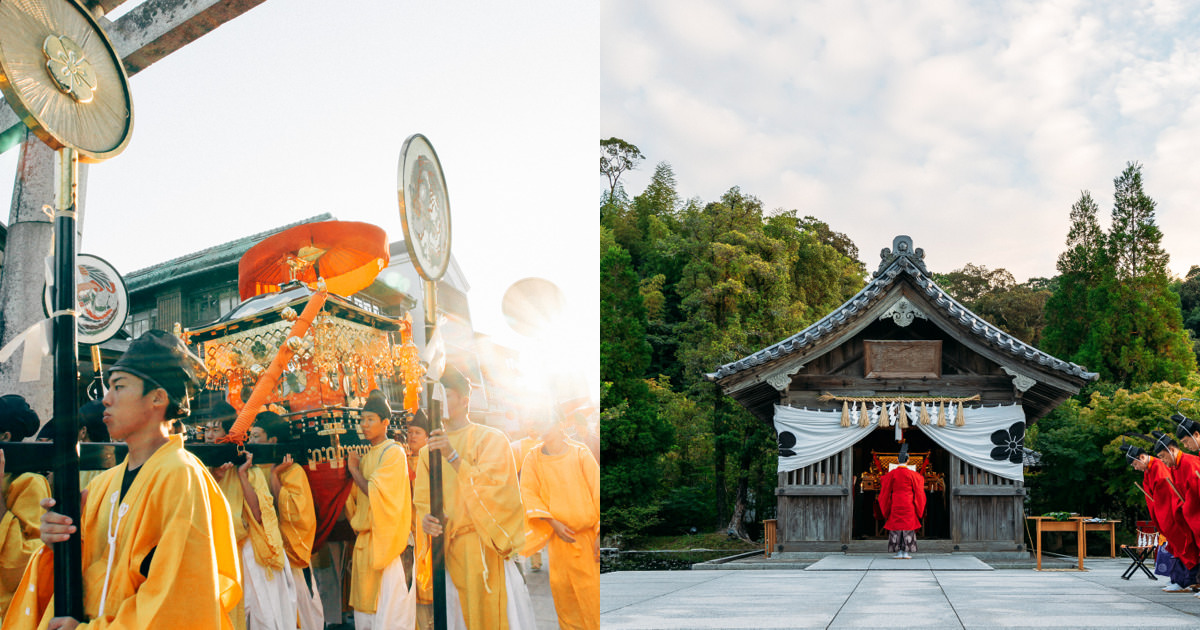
[{"xmin": 600, "ymin": 137, "xmax": 1200, "ymax": 544}]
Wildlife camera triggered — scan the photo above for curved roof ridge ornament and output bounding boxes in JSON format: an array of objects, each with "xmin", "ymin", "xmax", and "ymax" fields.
[{"xmin": 874, "ymin": 235, "xmax": 928, "ymax": 278}]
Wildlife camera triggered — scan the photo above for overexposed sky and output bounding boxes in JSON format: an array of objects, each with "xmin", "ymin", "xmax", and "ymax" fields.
[
  {"xmin": 603, "ymin": 0, "xmax": 1200, "ymax": 280},
  {"xmin": 1, "ymin": 0, "xmax": 598, "ymax": 400}
]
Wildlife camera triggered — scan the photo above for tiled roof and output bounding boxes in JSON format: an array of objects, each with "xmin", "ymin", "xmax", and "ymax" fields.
[
  {"xmin": 708, "ymin": 235, "xmax": 1098, "ymax": 383},
  {"xmin": 125, "ymin": 213, "xmax": 335, "ymax": 292}
]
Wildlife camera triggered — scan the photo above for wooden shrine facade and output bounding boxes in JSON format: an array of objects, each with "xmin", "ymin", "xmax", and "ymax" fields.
[{"xmin": 708, "ymin": 236, "xmax": 1097, "ymax": 553}]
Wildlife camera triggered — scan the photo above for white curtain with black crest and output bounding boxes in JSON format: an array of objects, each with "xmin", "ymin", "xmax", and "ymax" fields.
[{"xmin": 773, "ymin": 403, "xmax": 1026, "ymax": 481}]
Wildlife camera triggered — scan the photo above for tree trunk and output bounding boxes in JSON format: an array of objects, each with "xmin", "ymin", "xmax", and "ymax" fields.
[
  {"xmin": 712, "ymin": 389, "xmax": 729, "ymax": 528},
  {"xmin": 725, "ymin": 424, "xmax": 757, "ymax": 543},
  {"xmin": 725, "ymin": 474, "xmax": 751, "ymax": 542}
]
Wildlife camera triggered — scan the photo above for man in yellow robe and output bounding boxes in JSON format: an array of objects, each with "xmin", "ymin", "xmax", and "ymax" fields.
[
  {"xmin": 213, "ymin": 418, "xmax": 294, "ymax": 630},
  {"xmin": 344, "ymin": 391, "xmax": 414, "ymax": 630},
  {"xmin": 508, "ymin": 416, "xmax": 543, "ymax": 577},
  {"xmin": 416, "ymin": 366, "xmax": 532, "ymax": 630},
  {"xmin": 519, "ymin": 415, "xmax": 599, "ymax": 630},
  {"xmin": 404, "ymin": 411, "xmax": 438, "ymax": 630},
  {"xmin": 9, "ymin": 329, "xmax": 241, "ymax": 630},
  {"xmin": 252, "ymin": 411, "xmax": 322, "ymax": 630},
  {"xmin": 0, "ymin": 396, "xmax": 50, "ymax": 617}
]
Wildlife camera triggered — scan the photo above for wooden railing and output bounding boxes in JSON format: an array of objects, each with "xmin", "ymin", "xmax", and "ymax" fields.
[{"xmin": 782, "ymin": 451, "xmax": 845, "ymax": 486}]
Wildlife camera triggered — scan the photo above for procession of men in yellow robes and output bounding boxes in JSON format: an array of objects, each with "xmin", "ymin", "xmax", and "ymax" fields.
[{"xmin": 0, "ymin": 331, "xmax": 600, "ymax": 630}]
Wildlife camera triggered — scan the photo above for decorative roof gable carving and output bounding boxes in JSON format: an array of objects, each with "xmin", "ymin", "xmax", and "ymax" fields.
[{"xmin": 879, "ymin": 296, "xmax": 927, "ymax": 327}]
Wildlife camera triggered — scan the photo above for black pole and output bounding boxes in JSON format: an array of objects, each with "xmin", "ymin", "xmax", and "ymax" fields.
[
  {"xmin": 426, "ymin": 279, "xmax": 446, "ymax": 630},
  {"xmin": 429, "ymin": 395, "xmax": 445, "ymax": 630},
  {"xmin": 51, "ymin": 148, "xmax": 83, "ymax": 621}
]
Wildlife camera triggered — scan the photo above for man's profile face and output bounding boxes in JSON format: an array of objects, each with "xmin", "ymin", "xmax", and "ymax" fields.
[
  {"xmin": 407, "ymin": 425, "xmax": 428, "ymax": 454},
  {"xmin": 248, "ymin": 426, "xmax": 269, "ymax": 444},
  {"xmin": 1131, "ymin": 457, "xmax": 1148, "ymax": 472},
  {"xmin": 360, "ymin": 411, "xmax": 388, "ymax": 443},
  {"xmin": 1184, "ymin": 434, "xmax": 1200, "ymax": 452},
  {"xmin": 445, "ymin": 388, "xmax": 469, "ymax": 419},
  {"xmin": 1158, "ymin": 448, "xmax": 1177, "ymax": 468},
  {"xmin": 206, "ymin": 421, "xmax": 226, "ymax": 443},
  {"xmin": 102, "ymin": 372, "xmax": 156, "ymax": 441}
]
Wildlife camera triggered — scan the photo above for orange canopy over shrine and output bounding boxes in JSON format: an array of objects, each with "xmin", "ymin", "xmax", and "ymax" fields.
[{"xmin": 238, "ymin": 220, "xmax": 389, "ymax": 300}]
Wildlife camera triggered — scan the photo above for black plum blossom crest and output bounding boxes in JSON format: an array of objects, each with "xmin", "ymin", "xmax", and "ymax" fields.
[{"xmin": 990, "ymin": 422, "xmax": 1025, "ymax": 464}]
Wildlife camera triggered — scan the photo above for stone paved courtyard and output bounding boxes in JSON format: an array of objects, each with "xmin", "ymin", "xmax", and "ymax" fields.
[{"xmin": 601, "ymin": 555, "xmax": 1200, "ymax": 629}]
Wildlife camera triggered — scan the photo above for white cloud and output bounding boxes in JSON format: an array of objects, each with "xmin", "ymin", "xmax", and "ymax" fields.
[{"xmin": 602, "ymin": 0, "xmax": 1200, "ymax": 282}]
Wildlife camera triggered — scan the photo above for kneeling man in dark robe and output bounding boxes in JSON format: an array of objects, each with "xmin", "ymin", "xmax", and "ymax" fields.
[{"xmin": 879, "ymin": 443, "xmax": 926, "ymax": 559}]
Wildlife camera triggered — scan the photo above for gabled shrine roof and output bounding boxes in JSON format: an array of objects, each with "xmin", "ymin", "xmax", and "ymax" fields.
[{"xmin": 707, "ymin": 235, "xmax": 1099, "ymax": 384}]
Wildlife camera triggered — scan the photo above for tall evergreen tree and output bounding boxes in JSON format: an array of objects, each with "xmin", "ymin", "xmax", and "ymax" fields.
[
  {"xmin": 1045, "ymin": 164, "xmax": 1196, "ymax": 386},
  {"xmin": 1042, "ymin": 191, "xmax": 1108, "ymax": 361},
  {"xmin": 1109, "ymin": 162, "xmax": 1169, "ymax": 281},
  {"xmin": 599, "ymin": 237, "xmax": 673, "ymax": 531}
]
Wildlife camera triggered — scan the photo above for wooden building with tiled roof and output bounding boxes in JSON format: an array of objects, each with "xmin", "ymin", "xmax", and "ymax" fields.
[{"xmin": 708, "ymin": 235, "xmax": 1097, "ymax": 554}]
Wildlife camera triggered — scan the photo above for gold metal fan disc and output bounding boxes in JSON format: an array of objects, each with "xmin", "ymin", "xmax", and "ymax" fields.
[{"xmin": 0, "ymin": 0, "xmax": 133, "ymax": 162}]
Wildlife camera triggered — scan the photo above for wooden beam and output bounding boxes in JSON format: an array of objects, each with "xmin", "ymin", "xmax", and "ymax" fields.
[
  {"xmin": 776, "ymin": 486, "xmax": 849, "ymax": 496},
  {"xmin": 789, "ymin": 374, "xmax": 1014, "ymax": 391},
  {"xmin": 952, "ymin": 486, "xmax": 1025, "ymax": 497}
]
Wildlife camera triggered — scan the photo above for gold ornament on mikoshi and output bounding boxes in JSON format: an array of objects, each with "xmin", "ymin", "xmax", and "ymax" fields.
[{"xmin": 0, "ymin": 0, "xmax": 133, "ymax": 161}]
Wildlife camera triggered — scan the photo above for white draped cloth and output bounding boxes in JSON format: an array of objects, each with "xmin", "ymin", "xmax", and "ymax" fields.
[
  {"xmin": 353, "ymin": 554, "xmax": 417, "ymax": 630},
  {"xmin": 773, "ymin": 403, "xmax": 1026, "ymax": 481},
  {"xmin": 241, "ymin": 539, "xmax": 299, "ymax": 630},
  {"xmin": 293, "ymin": 566, "xmax": 324, "ymax": 630}
]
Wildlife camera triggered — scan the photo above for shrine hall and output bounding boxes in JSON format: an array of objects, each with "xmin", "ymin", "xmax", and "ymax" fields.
[{"xmin": 707, "ymin": 235, "xmax": 1097, "ymax": 554}]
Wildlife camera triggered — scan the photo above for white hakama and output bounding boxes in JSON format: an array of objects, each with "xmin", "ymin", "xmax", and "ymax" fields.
[
  {"xmin": 353, "ymin": 554, "xmax": 417, "ymax": 630},
  {"xmin": 240, "ymin": 539, "xmax": 299, "ymax": 630}
]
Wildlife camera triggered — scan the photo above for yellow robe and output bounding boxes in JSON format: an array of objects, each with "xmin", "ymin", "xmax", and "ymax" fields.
[
  {"xmin": 344, "ymin": 440, "xmax": 410, "ymax": 614},
  {"xmin": 2, "ymin": 435, "xmax": 241, "ymax": 630},
  {"xmin": 217, "ymin": 465, "xmax": 287, "ymax": 574},
  {"xmin": 414, "ymin": 423, "xmax": 524, "ymax": 630},
  {"xmin": 0, "ymin": 474, "xmax": 50, "ymax": 617},
  {"xmin": 263, "ymin": 463, "xmax": 316, "ymax": 570},
  {"xmin": 509, "ymin": 438, "xmax": 539, "ymax": 476},
  {"xmin": 520, "ymin": 440, "xmax": 599, "ymax": 630}
]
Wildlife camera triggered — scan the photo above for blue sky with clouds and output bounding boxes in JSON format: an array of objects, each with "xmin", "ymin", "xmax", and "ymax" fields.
[{"xmin": 603, "ymin": 0, "xmax": 1200, "ymax": 281}]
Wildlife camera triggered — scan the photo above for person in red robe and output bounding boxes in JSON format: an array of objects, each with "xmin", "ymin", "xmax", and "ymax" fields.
[
  {"xmin": 1123, "ymin": 442, "xmax": 1198, "ymax": 591},
  {"xmin": 1154, "ymin": 430, "xmax": 1200, "ymax": 597},
  {"xmin": 878, "ymin": 443, "xmax": 926, "ymax": 559}
]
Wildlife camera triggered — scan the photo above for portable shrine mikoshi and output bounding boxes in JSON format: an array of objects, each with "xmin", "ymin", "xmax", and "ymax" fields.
[{"xmin": 184, "ymin": 220, "xmax": 424, "ymax": 548}]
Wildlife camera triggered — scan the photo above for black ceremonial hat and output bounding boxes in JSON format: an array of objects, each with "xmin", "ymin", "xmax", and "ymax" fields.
[
  {"xmin": 108, "ymin": 329, "xmax": 207, "ymax": 412},
  {"xmin": 897, "ymin": 441, "xmax": 910, "ymax": 462},
  {"xmin": 1174, "ymin": 413, "xmax": 1200, "ymax": 439},
  {"xmin": 408, "ymin": 409, "xmax": 431, "ymax": 433},
  {"xmin": 362, "ymin": 390, "xmax": 392, "ymax": 420},
  {"xmin": 1152, "ymin": 430, "xmax": 1176, "ymax": 454},
  {"xmin": 1119, "ymin": 443, "xmax": 1146, "ymax": 464},
  {"xmin": 199, "ymin": 401, "xmax": 238, "ymax": 425},
  {"xmin": 441, "ymin": 364, "xmax": 472, "ymax": 397},
  {"xmin": 255, "ymin": 410, "xmax": 290, "ymax": 441},
  {"xmin": 0, "ymin": 394, "xmax": 40, "ymax": 441}
]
